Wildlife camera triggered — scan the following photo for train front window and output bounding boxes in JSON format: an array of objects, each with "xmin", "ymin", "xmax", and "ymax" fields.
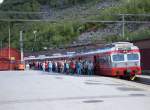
[
  {"xmin": 112, "ymin": 54, "xmax": 124, "ymax": 62},
  {"xmin": 127, "ymin": 53, "xmax": 139, "ymax": 61}
]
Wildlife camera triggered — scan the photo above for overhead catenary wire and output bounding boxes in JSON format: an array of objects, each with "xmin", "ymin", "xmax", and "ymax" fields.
[
  {"xmin": 0, "ymin": 11, "xmax": 48, "ymax": 15},
  {"xmin": 0, "ymin": 18, "xmax": 150, "ymax": 24},
  {"xmin": 0, "ymin": 11, "xmax": 149, "ymax": 23},
  {"xmin": 0, "ymin": 11, "xmax": 150, "ymax": 16}
]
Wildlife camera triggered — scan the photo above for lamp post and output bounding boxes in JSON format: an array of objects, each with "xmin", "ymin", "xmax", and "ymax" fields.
[
  {"xmin": 20, "ymin": 31, "xmax": 24, "ymax": 63},
  {"xmin": 32, "ymin": 30, "xmax": 37, "ymax": 51},
  {"xmin": 33, "ymin": 30, "xmax": 37, "ymax": 42}
]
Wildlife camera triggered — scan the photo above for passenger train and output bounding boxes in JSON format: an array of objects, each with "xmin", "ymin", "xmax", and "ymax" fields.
[{"xmin": 25, "ymin": 42, "xmax": 141, "ymax": 80}]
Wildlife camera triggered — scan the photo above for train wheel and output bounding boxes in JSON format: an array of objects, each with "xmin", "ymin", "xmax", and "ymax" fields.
[{"xmin": 116, "ymin": 75, "xmax": 121, "ymax": 79}]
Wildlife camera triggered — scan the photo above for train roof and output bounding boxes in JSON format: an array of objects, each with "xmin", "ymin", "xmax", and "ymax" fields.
[
  {"xmin": 24, "ymin": 54, "xmax": 75, "ymax": 61},
  {"xmin": 24, "ymin": 42, "xmax": 138, "ymax": 61},
  {"xmin": 105, "ymin": 42, "xmax": 134, "ymax": 47}
]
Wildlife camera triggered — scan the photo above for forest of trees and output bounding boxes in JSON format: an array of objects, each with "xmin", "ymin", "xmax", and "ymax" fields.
[
  {"xmin": 0, "ymin": 0, "xmax": 95, "ymax": 11},
  {"xmin": 0, "ymin": 0, "xmax": 150, "ymax": 51}
]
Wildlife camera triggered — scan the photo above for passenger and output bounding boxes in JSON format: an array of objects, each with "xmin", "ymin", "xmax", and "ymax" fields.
[
  {"xmin": 55, "ymin": 61, "xmax": 58, "ymax": 72},
  {"xmin": 40, "ymin": 62, "xmax": 43, "ymax": 71},
  {"xmin": 32, "ymin": 62, "xmax": 35, "ymax": 70},
  {"xmin": 83, "ymin": 60, "xmax": 88, "ymax": 75},
  {"xmin": 45, "ymin": 61, "xmax": 49, "ymax": 71},
  {"xmin": 25, "ymin": 62, "xmax": 30, "ymax": 70},
  {"xmin": 70, "ymin": 60, "xmax": 75, "ymax": 75},
  {"xmin": 66, "ymin": 61, "xmax": 70, "ymax": 74},
  {"xmin": 52, "ymin": 61, "xmax": 56, "ymax": 72},
  {"xmin": 42, "ymin": 61, "xmax": 46, "ymax": 72},
  {"xmin": 61, "ymin": 60, "xmax": 65, "ymax": 73},
  {"xmin": 75, "ymin": 61, "xmax": 78, "ymax": 74},
  {"xmin": 60, "ymin": 60, "xmax": 64, "ymax": 73},
  {"xmin": 77, "ymin": 60, "xmax": 82, "ymax": 75},
  {"xmin": 35, "ymin": 62, "xmax": 38, "ymax": 70},
  {"xmin": 29, "ymin": 62, "xmax": 32, "ymax": 70},
  {"xmin": 57, "ymin": 61, "xmax": 61, "ymax": 73},
  {"xmin": 82, "ymin": 61, "xmax": 85, "ymax": 74},
  {"xmin": 87, "ymin": 61, "xmax": 94, "ymax": 75},
  {"xmin": 63, "ymin": 60, "xmax": 67, "ymax": 74},
  {"xmin": 48, "ymin": 61, "xmax": 52, "ymax": 72},
  {"xmin": 69, "ymin": 60, "xmax": 72, "ymax": 74},
  {"xmin": 38, "ymin": 62, "xmax": 41, "ymax": 70},
  {"xmin": 37, "ymin": 62, "xmax": 39, "ymax": 70},
  {"xmin": 80, "ymin": 60, "xmax": 84, "ymax": 74},
  {"xmin": 73, "ymin": 61, "xmax": 76, "ymax": 74}
]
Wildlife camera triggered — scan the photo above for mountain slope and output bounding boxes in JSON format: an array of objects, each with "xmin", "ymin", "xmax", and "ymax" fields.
[{"xmin": 0, "ymin": 0, "xmax": 150, "ymax": 52}]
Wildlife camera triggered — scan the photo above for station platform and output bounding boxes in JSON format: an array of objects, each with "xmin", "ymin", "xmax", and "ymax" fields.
[
  {"xmin": 0, "ymin": 70, "xmax": 150, "ymax": 110},
  {"xmin": 136, "ymin": 75, "xmax": 150, "ymax": 85}
]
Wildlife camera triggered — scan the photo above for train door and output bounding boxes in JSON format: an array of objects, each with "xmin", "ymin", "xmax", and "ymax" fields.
[
  {"xmin": 94, "ymin": 55, "xmax": 101, "ymax": 75},
  {"xmin": 94, "ymin": 55, "xmax": 97, "ymax": 75}
]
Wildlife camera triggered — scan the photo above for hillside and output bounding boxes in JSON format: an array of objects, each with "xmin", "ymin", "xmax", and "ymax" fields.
[{"xmin": 0, "ymin": 0, "xmax": 150, "ymax": 52}]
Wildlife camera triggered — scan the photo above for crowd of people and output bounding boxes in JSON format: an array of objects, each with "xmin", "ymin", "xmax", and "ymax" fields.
[{"xmin": 26, "ymin": 60, "xmax": 94, "ymax": 75}]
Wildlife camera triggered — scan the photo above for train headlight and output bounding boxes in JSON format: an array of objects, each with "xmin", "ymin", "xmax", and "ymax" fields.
[{"xmin": 116, "ymin": 71, "xmax": 120, "ymax": 75}]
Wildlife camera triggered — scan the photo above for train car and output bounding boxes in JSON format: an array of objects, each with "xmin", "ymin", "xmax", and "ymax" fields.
[
  {"xmin": 25, "ymin": 42, "xmax": 141, "ymax": 80},
  {"xmin": 93, "ymin": 42, "xmax": 141, "ymax": 80},
  {"xmin": 69, "ymin": 42, "xmax": 141, "ymax": 79}
]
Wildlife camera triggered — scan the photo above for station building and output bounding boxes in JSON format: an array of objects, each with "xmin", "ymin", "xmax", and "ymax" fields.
[
  {"xmin": 133, "ymin": 38, "xmax": 150, "ymax": 73},
  {"xmin": 0, "ymin": 48, "xmax": 21, "ymax": 70}
]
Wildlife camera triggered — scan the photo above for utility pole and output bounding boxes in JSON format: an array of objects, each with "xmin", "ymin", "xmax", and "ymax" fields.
[
  {"xmin": 122, "ymin": 14, "xmax": 125, "ymax": 39},
  {"xmin": 20, "ymin": 31, "xmax": 24, "ymax": 63},
  {"xmin": 0, "ymin": 40, "xmax": 2, "ymax": 56},
  {"xmin": 8, "ymin": 23, "xmax": 11, "ymax": 59}
]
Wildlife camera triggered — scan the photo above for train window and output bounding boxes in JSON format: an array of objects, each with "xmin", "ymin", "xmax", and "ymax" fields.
[
  {"xmin": 112, "ymin": 54, "xmax": 124, "ymax": 62},
  {"xmin": 127, "ymin": 53, "xmax": 139, "ymax": 61}
]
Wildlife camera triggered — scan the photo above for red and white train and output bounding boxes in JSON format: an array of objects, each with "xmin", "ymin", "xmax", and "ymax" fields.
[{"xmin": 25, "ymin": 42, "xmax": 141, "ymax": 80}]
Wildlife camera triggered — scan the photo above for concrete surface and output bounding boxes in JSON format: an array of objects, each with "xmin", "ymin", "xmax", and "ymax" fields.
[
  {"xmin": 0, "ymin": 70, "xmax": 150, "ymax": 110},
  {"xmin": 136, "ymin": 75, "xmax": 150, "ymax": 85}
]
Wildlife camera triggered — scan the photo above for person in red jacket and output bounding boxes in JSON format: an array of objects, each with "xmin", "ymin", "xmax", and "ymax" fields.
[{"xmin": 70, "ymin": 60, "xmax": 75, "ymax": 75}]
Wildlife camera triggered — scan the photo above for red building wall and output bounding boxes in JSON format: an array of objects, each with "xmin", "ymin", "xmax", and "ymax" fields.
[
  {"xmin": 0, "ymin": 48, "xmax": 21, "ymax": 70},
  {"xmin": 133, "ymin": 39, "xmax": 150, "ymax": 71},
  {"xmin": 140, "ymin": 49, "xmax": 150, "ymax": 70},
  {"xmin": 0, "ymin": 48, "xmax": 21, "ymax": 61}
]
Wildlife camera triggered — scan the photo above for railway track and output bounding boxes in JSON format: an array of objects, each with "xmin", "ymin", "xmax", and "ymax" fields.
[
  {"xmin": 134, "ymin": 75, "xmax": 150, "ymax": 85},
  {"xmin": 107, "ymin": 75, "xmax": 150, "ymax": 92}
]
